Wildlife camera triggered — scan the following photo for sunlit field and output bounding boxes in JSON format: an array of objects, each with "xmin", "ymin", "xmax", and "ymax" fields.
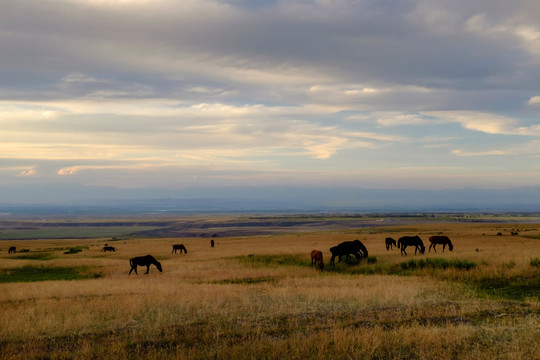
[{"xmin": 1, "ymin": 220, "xmax": 539, "ymax": 359}]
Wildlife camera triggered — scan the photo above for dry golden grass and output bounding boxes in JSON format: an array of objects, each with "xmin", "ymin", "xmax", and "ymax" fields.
[{"xmin": 1, "ymin": 222, "xmax": 539, "ymax": 359}]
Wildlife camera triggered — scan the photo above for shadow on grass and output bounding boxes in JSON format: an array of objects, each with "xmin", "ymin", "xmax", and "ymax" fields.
[{"xmin": 0, "ymin": 265, "xmax": 102, "ymax": 283}]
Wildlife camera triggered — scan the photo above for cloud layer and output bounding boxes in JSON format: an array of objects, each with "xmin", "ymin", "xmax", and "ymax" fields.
[{"xmin": 2, "ymin": 0, "xmax": 540, "ymax": 192}]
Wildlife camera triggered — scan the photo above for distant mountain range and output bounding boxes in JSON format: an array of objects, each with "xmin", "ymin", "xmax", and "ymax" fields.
[{"xmin": 1, "ymin": 183, "xmax": 540, "ymax": 216}]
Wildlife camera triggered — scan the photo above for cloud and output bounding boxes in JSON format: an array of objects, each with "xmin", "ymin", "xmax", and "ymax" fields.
[
  {"xmin": 1, "ymin": 0, "xmax": 540, "ymax": 191},
  {"xmin": 528, "ymin": 96, "xmax": 540, "ymax": 105},
  {"xmin": 452, "ymin": 149, "xmax": 511, "ymax": 157}
]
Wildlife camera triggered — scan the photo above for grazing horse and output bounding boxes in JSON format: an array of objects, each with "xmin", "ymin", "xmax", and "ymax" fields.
[
  {"xmin": 101, "ymin": 246, "xmax": 116, "ymax": 252},
  {"xmin": 8, "ymin": 246, "xmax": 16, "ymax": 254},
  {"xmin": 397, "ymin": 236, "xmax": 425, "ymax": 256},
  {"xmin": 310, "ymin": 250, "xmax": 324, "ymax": 271},
  {"xmin": 385, "ymin": 237, "xmax": 397, "ymax": 251},
  {"xmin": 172, "ymin": 244, "xmax": 187, "ymax": 254},
  {"xmin": 330, "ymin": 240, "xmax": 368, "ymax": 266},
  {"xmin": 128, "ymin": 255, "xmax": 162, "ymax": 275},
  {"xmin": 429, "ymin": 235, "xmax": 454, "ymax": 252}
]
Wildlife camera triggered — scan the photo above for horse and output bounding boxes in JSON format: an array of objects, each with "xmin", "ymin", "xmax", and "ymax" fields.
[
  {"xmin": 101, "ymin": 246, "xmax": 116, "ymax": 252},
  {"xmin": 385, "ymin": 237, "xmax": 397, "ymax": 251},
  {"xmin": 397, "ymin": 236, "xmax": 425, "ymax": 255},
  {"xmin": 310, "ymin": 250, "xmax": 324, "ymax": 271},
  {"xmin": 429, "ymin": 235, "xmax": 454, "ymax": 252},
  {"xmin": 8, "ymin": 246, "xmax": 16, "ymax": 254},
  {"xmin": 210, "ymin": 239, "xmax": 215, "ymax": 248},
  {"xmin": 330, "ymin": 240, "xmax": 368, "ymax": 266},
  {"xmin": 172, "ymin": 244, "xmax": 187, "ymax": 254},
  {"xmin": 128, "ymin": 255, "xmax": 162, "ymax": 275}
]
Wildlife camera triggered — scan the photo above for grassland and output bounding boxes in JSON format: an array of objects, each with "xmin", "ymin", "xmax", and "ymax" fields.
[{"xmin": 0, "ymin": 218, "xmax": 539, "ymax": 359}]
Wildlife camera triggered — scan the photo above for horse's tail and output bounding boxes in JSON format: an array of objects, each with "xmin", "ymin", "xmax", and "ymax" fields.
[{"xmin": 397, "ymin": 239, "xmax": 402, "ymax": 249}]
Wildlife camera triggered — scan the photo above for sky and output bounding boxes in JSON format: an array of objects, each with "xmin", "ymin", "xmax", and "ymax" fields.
[{"xmin": 2, "ymin": 0, "xmax": 540, "ymax": 196}]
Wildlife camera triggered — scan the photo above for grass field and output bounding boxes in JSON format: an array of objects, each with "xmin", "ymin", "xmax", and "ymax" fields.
[{"xmin": 0, "ymin": 219, "xmax": 539, "ymax": 359}]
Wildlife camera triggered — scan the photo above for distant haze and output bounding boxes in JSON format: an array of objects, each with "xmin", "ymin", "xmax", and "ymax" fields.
[{"xmin": 1, "ymin": 184, "xmax": 540, "ymax": 215}]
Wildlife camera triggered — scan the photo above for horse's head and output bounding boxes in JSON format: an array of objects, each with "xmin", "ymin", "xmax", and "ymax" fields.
[
  {"xmin": 156, "ymin": 261, "xmax": 163, "ymax": 272},
  {"xmin": 448, "ymin": 242, "xmax": 454, "ymax": 251}
]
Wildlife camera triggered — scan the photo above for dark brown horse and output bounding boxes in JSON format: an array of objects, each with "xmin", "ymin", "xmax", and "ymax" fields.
[
  {"xmin": 8, "ymin": 246, "xmax": 16, "ymax": 254},
  {"xmin": 128, "ymin": 255, "xmax": 162, "ymax": 275},
  {"xmin": 385, "ymin": 237, "xmax": 397, "ymax": 251},
  {"xmin": 429, "ymin": 235, "xmax": 454, "ymax": 252},
  {"xmin": 330, "ymin": 240, "xmax": 368, "ymax": 266},
  {"xmin": 172, "ymin": 244, "xmax": 187, "ymax": 254},
  {"xmin": 397, "ymin": 236, "xmax": 425, "ymax": 255},
  {"xmin": 210, "ymin": 239, "xmax": 215, "ymax": 248},
  {"xmin": 101, "ymin": 246, "xmax": 116, "ymax": 252},
  {"xmin": 311, "ymin": 250, "xmax": 324, "ymax": 271}
]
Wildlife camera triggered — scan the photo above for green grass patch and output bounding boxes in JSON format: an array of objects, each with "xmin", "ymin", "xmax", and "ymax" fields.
[
  {"xmin": 522, "ymin": 234, "xmax": 540, "ymax": 240},
  {"xmin": 63, "ymin": 246, "xmax": 88, "ymax": 255},
  {"xmin": 236, "ymin": 254, "xmax": 310, "ymax": 267},
  {"xmin": 397, "ymin": 258, "xmax": 477, "ymax": 271},
  {"xmin": 531, "ymin": 257, "xmax": 540, "ymax": 267},
  {"xmin": 11, "ymin": 252, "xmax": 55, "ymax": 260},
  {"xmin": 0, "ymin": 265, "xmax": 102, "ymax": 283},
  {"xmin": 469, "ymin": 272, "xmax": 540, "ymax": 301},
  {"xmin": 210, "ymin": 276, "xmax": 277, "ymax": 285},
  {"xmin": 0, "ymin": 226, "xmax": 159, "ymax": 240},
  {"xmin": 235, "ymin": 254, "xmax": 477, "ymax": 277}
]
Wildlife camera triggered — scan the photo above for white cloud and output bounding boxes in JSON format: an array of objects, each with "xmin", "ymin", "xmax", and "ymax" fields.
[
  {"xmin": 452, "ymin": 149, "xmax": 511, "ymax": 157},
  {"xmin": 528, "ymin": 96, "xmax": 540, "ymax": 105}
]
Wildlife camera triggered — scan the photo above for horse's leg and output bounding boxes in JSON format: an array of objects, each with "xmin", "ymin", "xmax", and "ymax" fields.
[
  {"xmin": 145, "ymin": 265, "xmax": 150, "ymax": 274},
  {"xmin": 401, "ymin": 246, "xmax": 407, "ymax": 256},
  {"xmin": 442, "ymin": 244, "xmax": 446, "ymax": 252}
]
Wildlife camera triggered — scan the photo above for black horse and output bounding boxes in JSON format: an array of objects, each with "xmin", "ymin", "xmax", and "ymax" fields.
[
  {"xmin": 102, "ymin": 246, "xmax": 116, "ymax": 252},
  {"xmin": 172, "ymin": 244, "xmax": 187, "ymax": 254},
  {"xmin": 128, "ymin": 255, "xmax": 163, "ymax": 275},
  {"xmin": 330, "ymin": 240, "xmax": 368, "ymax": 266},
  {"xmin": 385, "ymin": 237, "xmax": 397, "ymax": 251},
  {"xmin": 397, "ymin": 236, "xmax": 425, "ymax": 255},
  {"xmin": 8, "ymin": 246, "xmax": 16, "ymax": 254},
  {"xmin": 429, "ymin": 235, "xmax": 454, "ymax": 252}
]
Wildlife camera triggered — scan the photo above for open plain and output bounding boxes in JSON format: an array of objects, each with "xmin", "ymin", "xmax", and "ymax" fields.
[{"xmin": 1, "ymin": 215, "xmax": 539, "ymax": 359}]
